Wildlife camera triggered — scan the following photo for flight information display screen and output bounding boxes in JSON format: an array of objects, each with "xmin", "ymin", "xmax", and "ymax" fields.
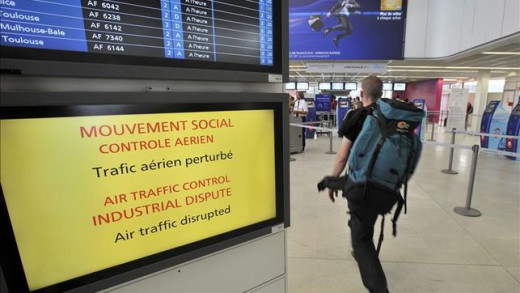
[{"xmin": 0, "ymin": 0, "xmax": 276, "ymax": 68}]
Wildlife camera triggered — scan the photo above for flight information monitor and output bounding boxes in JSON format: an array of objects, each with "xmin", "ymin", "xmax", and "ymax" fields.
[
  {"xmin": 0, "ymin": 0, "xmax": 284, "ymax": 78},
  {"xmin": 0, "ymin": 92, "xmax": 289, "ymax": 292}
]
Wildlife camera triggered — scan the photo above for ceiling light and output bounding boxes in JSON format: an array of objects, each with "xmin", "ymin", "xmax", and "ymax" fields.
[
  {"xmin": 388, "ymin": 69, "xmax": 478, "ymax": 73},
  {"xmin": 481, "ymin": 52, "xmax": 520, "ymax": 55},
  {"xmin": 388, "ymin": 65, "xmax": 520, "ymax": 70}
]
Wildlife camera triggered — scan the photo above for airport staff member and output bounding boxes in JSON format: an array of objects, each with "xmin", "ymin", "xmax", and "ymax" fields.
[{"xmin": 293, "ymin": 92, "xmax": 308, "ymax": 151}]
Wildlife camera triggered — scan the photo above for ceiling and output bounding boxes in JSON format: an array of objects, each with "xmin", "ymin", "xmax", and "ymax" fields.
[{"xmin": 289, "ymin": 34, "xmax": 520, "ymax": 84}]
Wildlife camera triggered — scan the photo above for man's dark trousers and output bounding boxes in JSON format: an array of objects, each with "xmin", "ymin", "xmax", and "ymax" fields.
[{"xmin": 346, "ymin": 187, "xmax": 396, "ymax": 293}]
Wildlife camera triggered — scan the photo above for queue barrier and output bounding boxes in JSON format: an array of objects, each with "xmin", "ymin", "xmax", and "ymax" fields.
[
  {"xmin": 440, "ymin": 128, "xmax": 520, "ymax": 175},
  {"xmin": 290, "ymin": 123, "xmax": 519, "ymax": 217},
  {"xmin": 423, "ymin": 130, "xmax": 519, "ymax": 218},
  {"xmin": 289, "ymin": 123, "xmax": 337, "ymax": 155}
]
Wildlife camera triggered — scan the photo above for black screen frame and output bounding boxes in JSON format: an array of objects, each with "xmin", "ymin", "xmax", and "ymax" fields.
[
  {"xmin": 0, "ymin": 1, "xmax": 288, "ymax": 82},
  {"xmin": 0, "ymin": 92, "xmax": 290, "ymax": 293}
]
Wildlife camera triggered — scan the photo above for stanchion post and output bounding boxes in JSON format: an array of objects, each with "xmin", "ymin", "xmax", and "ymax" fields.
[
  {"xmin": 428, "ymin": 114, "xmax": 435, "ymax": 141},
  {"xmin": 454, "ymin": 144, "xmax": 481, "ymax": 217},
  {"xmin": 325, "ymin": 130, "xmax": 337, "ymax": 155},
  {"xmin": 441, "ymin": 128, "xmax": 459, "ymax": 174}
]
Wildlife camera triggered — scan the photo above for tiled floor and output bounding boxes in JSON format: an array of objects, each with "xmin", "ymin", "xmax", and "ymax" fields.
[{"xmin": 287, "ymin": 126, "xmax": 520, "ymax": 293}]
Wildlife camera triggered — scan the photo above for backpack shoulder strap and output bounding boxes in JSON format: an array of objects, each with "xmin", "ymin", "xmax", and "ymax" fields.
[{"xmin": 376, "ymin": 215, "xmax": 385, "ymax": 255}]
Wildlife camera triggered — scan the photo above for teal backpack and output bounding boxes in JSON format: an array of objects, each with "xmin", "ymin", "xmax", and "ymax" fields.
[{"xmin": 346, "ymin": 98, "xmax": 425, "ymax": 252}]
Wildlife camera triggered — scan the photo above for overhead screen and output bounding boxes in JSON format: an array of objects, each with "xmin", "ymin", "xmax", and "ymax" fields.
[
  {"xmin": 285, "ymin": 82, "xmax": 296, "ymax": 90},
  {"xmin": 331, "ymin": 82, "xmax": 343, "ymax": 90},
  {"xmin": 393, "ymin": 82, "xmax": 406, "ymax": 91},
  {"xmin": 318, "ymin": 82, "xmax": 331, "ymax": 90},
  {"xmin": 0, "ymin": 93, "xmax": 288, "ymax": 292},
  {"xmin": 0, "ymin": 0, "xmax": 285, "ymax": 80},
  {"xmin": 289, "ymin": 0, "xmax": 407, "ymax": 60},
  {"xmin": 344, "ymin": 82, "xmax": 357, "ymax": 90},
  {"xmin": 296, "ymin": 82, "xmax": 309, "ymax": 90}
]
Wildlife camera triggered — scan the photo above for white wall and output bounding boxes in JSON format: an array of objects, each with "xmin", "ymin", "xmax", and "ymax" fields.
[
  {"xmin": 103, "ymin": 231, "xmax": 286, "ymax": 293},
  {"xmin": 405, "ymin": 0, "xmax": 520, "ymax": 58}
]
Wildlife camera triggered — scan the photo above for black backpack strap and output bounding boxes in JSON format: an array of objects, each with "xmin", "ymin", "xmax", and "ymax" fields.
[
  {"xmin": 366, "ymin": 104, "xmax": 388, "ymax": 180},
  {"xmin": 376, "ymin": 215, "xmax": 385, "ymax": 255},
  {"xmin": 401, "ymin": 133, "xmax": 416, "ymax": 214},
  {"xmin": 404, "ymin": 181, "xmax": 408, "ymax": 214},
  {"xmin": 391, "ymin": 196, "xmax": 404, "ymax": 237}
]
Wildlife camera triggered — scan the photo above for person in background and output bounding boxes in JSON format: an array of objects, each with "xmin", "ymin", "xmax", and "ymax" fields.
[
  {"xmin": 292, "ymin": 92, "xmax": 309, "ymax": 151},
  {"xmin": 354, "ymin": 96, "xmax": 363, "ymax": 109},
  {"xmin": 331, "ymin": 94, "xmax": 337, "ymax": 112},
  {"xmin": 465, "ymin": 102, "xmax": 474, "ymax": 130},
  {"xmin": 328, "ymin": 75, "xmax": 393, "ymax": 293}
]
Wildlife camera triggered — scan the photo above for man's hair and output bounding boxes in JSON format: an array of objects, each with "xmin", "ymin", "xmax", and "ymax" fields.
[{"xmin": 361, "ymin": 75, "xmax": 383, "ymax": 101}]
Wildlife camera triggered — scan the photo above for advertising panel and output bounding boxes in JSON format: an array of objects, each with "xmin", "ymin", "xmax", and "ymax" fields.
[
  {"xmin": 446, "ymin": 88, "xmax": 469, "ymax": 132},
  {"xmin": 1, "ymin": 103, "xmax": 282, "ymax": 292},
  {"xmin": 289, "ymin": 0, "xmax": 407, "ymax": 60}
]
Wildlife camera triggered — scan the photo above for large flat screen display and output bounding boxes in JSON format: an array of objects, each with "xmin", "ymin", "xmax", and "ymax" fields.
[
  {"xmin": 393, "ymin": 82, "xmax": 406, "ymax": 91},
  {"xmin": 0, "ymin": 93, "xmax": 288, "ymax": 292},
  {"xmin": 296, "ymin": 82, "xmax": 309, "ymax": 90},
  {"xmin": 289, "ymin": 0, "xmax": 407, "ymax": 60},
  {"xmin": 344, "ymin": 82, "xmax": 357, "ymax": 90},
  {"xmin": 318, "ymin": 82, "xmax": 331, "ymax": 90},
  {"xmin": 0, "ymin": 0, "xmax": 285, "ymax": 80},
  {"xmin": 331, "ymin": 82, "xmax": 344, "ymax": 90}
]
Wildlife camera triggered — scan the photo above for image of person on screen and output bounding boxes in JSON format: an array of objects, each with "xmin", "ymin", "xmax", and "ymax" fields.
[{"xmin": 324, "ymin": 0, "xmax": 361, "ymax": 47}]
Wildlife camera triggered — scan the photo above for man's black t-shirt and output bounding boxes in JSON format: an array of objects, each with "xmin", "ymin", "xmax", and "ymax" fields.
[{"xmin": 338, "ymin": 104, "xmax": 375, "ymax": 142}]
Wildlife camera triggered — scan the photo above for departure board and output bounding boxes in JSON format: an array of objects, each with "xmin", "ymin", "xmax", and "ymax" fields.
[{"xmin": 0, "ymin": 0, "xmax": 275, "ymax": 66}]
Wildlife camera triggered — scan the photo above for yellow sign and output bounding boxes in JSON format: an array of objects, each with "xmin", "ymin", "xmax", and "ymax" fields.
[
  {"xmin": 381, "ymin": 0, "xmax": 402, "ymax": 11},
  {"xmin": 0, "ymin": 109, "xmax": 277, "ymax": 291}
]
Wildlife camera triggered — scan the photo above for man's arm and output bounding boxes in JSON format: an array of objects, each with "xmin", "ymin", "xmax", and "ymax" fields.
[{"xmin": 328, "ymin": 137, "xmax": 353, "ymax": 202}]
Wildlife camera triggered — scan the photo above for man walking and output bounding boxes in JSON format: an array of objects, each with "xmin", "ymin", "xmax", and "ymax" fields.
[{"xmin": 328, "ymin": 75, "xmax": 393, "ymax": 293}]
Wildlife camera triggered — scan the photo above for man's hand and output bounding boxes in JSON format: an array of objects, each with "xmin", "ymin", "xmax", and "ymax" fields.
[
  {"xmin": 328, "ymin": 189, "xmax": 338, "ymax": 203},
  {"xmin": 326, "ymin": 12, "xmax": 331, "ymax": 17}
]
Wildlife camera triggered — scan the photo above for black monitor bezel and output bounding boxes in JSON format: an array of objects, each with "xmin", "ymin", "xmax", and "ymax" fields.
[
  {"xmin": 0, "ymin": 92, "xmax": 289, "ymax": 293},
  {"xmin": 0, "ymin": 1, "xmax": 287, "ymax": 82}
]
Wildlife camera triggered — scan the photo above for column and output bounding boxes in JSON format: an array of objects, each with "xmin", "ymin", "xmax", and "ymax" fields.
[{"xmin": 472, "ymin": 70, "xmax": 490, "ymax": 132}]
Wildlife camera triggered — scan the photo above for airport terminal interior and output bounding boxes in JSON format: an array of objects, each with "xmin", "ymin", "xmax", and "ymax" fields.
[
  {"xmin": 288, "ymin": 128, "xmax": 519, "ymax": 293},
  {"xmin": 1, "ymin": 0, "xmax": 519, "ymax": 292}
]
